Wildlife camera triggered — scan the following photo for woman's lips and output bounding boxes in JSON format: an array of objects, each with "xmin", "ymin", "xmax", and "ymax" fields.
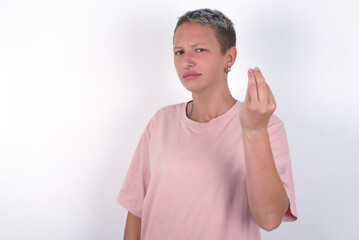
[{"xmin": 183, "ymin": 72, "xmax": 201, "ymax": 80}]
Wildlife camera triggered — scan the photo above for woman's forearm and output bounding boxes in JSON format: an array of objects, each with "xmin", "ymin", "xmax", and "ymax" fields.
[
  {"xmin": 242, "ymin": 129, "xmax": 289, "ymax": 231},
  {"xmin": 124, "ymin": 211, "xmax": 141, "ymax": 240}
]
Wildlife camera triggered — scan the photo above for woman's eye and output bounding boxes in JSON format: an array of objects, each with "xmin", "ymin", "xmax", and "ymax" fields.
[
  {"xmin": 196, "ymin": 48, "xmax": 206, "ymax": 52},
  {"xmin": 175, "ymin": 50, "xmax": 183, "ymax": 55}
]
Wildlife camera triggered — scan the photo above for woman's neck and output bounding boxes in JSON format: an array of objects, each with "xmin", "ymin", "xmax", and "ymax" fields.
[{"xmin": 187, "ymin": 89, "xmax": 236, "ymax": 123}]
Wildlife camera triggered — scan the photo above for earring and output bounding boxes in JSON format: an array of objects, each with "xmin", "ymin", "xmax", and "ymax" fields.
[{"xmin": 224, "ymin": 65, "xmax": 231, "ymax": 73}]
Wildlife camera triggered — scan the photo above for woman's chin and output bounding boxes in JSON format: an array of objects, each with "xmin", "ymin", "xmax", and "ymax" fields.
[
  {"xmin": 180, "ymin": 81, "xmax": 206, "ymax": 93},
  {"xmin": 181, "ymin": 84, "xmax": 203, "ymax": 93}
]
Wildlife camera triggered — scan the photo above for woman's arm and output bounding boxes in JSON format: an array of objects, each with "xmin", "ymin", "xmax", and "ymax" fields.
[
  {"xmin": 242, "ymin": 129, "xmax": 289, "ymax": 231},
  {"xmin": 240, "ymin": 67, "xmax": 289, "ymax": 231},
  {"xmin": 124, "ymin": 211, "xmax": 141, "ymax": 240}
]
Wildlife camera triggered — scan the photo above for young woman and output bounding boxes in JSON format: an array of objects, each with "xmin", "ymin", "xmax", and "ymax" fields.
[{"xmin": 117, "ymin": 8, "xmax": 297, "ymax": 240}]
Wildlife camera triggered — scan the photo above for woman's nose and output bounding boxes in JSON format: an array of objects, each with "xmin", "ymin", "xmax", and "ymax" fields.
[{"xmin": 183, "ymin": 52, "xmax": 196, "ymax": 69}]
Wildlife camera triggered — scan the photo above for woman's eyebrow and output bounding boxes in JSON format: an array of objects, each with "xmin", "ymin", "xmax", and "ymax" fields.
[{"xmin": 173, "ymin": 43, "xmax": 207, "ymax": 49}]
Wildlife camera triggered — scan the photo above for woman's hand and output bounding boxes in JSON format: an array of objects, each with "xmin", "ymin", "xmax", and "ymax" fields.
[{"xmin": 239, "ymin": 67, "xmax": 276, "ymax": 135}]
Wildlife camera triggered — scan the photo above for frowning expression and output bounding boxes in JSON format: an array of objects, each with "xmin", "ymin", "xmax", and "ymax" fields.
[{"xmin": 173, "ymin": 22, "xmax": 229, "ymax": 93}]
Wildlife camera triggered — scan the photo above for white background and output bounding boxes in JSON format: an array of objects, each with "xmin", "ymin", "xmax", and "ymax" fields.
[{"xmin": 1, "ymin": 0, "xmax": 358, "ymax": 239}]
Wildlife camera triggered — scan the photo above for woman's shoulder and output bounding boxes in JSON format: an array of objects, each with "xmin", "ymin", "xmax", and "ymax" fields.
[
  {"xmin": 147, "ymin": 102, "xmax": 186, "ymax": 125},
  {"xmin": 153, "ymin": 102, "xmax": 186, "ymax": 117}
]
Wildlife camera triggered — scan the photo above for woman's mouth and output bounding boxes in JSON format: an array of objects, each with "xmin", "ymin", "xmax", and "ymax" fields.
[{"xmin": 183, "ymin": 72, "xmax": 202, "ymax": 80}]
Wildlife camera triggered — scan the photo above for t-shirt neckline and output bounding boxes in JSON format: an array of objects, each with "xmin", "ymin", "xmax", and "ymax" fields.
[{"xmin": 180, "ymin": 100, "xmax": 241, "ymax": 128}]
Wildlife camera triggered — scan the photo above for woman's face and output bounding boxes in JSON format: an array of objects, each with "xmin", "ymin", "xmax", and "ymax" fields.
[{"xmin": 173, "ymin": 22, "xmax": 229, "ymax": 93}]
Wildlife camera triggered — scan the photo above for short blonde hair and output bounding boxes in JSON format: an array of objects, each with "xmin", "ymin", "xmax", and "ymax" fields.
[{"xmin": 173, "ymin": 8, "xmax": 236, "ymax": 55}]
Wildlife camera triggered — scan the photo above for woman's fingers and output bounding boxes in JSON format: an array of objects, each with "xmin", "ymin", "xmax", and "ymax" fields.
[
  {"xmin": 267, "ymin": 84, "xmax": 277, "ymax": 110},
  {"xmin": 253, "ymin": 67, "xmax": 268, "ymax": 104},
  {"xmin": 241, "ymin": 67, "xmax": 276, "ymax": 130},
  {"xmin": 246, "ymin": 67, "xmax": 276, "ymax": 113},
  {"xmin": 244, "ymin": 74, "xmax": 251, "ymax": 103},
  {"xmin": 247, "ymin": 68, "xmax": 258, "ymax": 103}
]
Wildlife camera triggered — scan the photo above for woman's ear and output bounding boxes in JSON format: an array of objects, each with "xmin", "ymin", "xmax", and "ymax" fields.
[{"xmin": 226, "ymin": 46, "xmax": 237, "ymax": 66}]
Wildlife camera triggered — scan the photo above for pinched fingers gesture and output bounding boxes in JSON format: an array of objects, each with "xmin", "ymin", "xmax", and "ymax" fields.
[{"xmin": 239, "ymin": 67, "xmax": 276, "ymax": 133}]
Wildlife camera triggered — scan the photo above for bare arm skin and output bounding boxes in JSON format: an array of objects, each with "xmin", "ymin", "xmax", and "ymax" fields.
[
  {"xmin": 239, "ymin": 67, "xmax": 289, "ymax": 231},
  {"xmin": 123, "ymin": 211, "xmax": 141, "ymax": 240}
]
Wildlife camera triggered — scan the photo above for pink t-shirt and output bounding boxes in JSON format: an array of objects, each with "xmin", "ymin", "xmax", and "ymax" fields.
[{"xmin": 117, "ymin": 101, "xmax": 297, "ymax": 240}]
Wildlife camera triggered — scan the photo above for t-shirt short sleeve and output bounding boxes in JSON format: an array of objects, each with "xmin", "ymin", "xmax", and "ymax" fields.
[
  {"xmin": 267, "ymin": 115, "xmax": 298, "ymax": 222},
  {"xmin": 116, "ymin": 118, "xmax": 153, "ymax": 218}
]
